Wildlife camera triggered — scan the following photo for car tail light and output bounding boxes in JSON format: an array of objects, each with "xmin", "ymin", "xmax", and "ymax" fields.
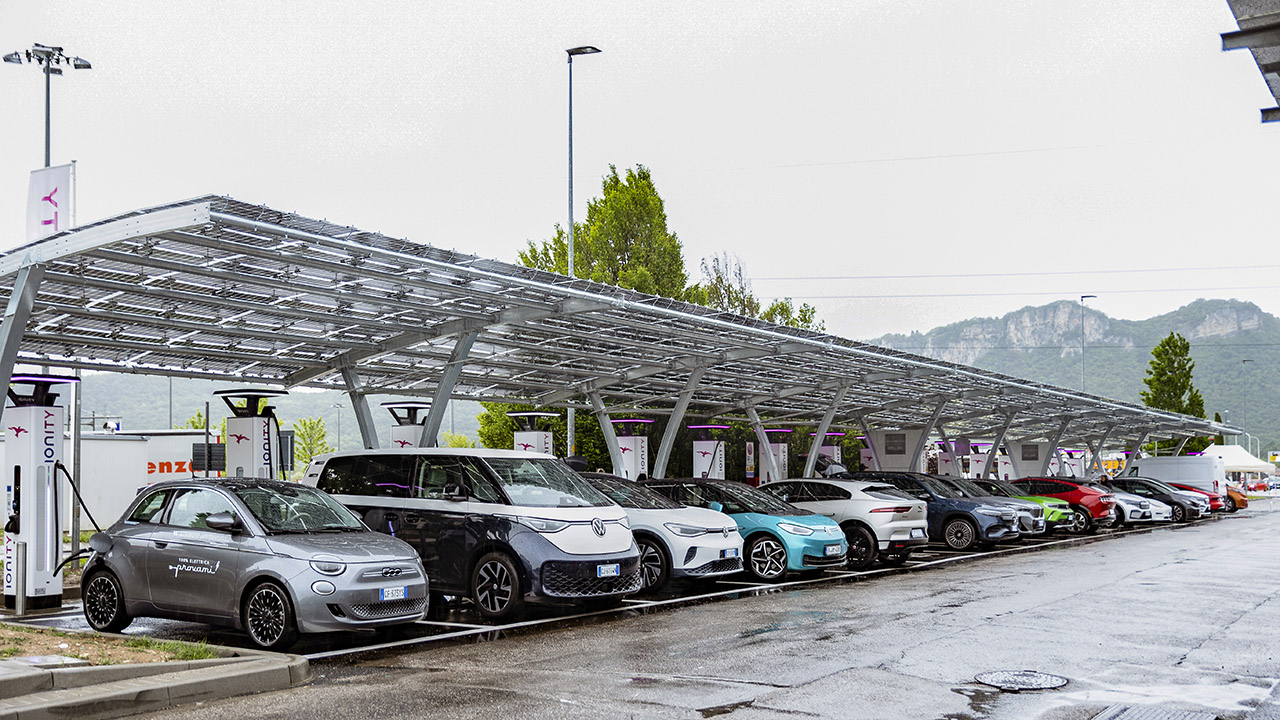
[
  {"xmin": 1100, "ymin": 494, "xmax": 1115, "ymax": 505},
  {"xmin": 870, "ymin": 506, "xmax": 913, "ymax": 513}
]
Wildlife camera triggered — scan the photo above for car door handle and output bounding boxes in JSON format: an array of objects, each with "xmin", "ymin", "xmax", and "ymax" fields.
[{"xmin": 153, "ymin": 541, "xmax": 168, "ymax": 549}]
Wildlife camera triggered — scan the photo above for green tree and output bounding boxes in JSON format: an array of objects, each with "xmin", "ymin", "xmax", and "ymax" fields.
[
  {"xmin": 440, "ymin": 431, "xmax": 477, "ymax": 448},
  {"xmin": 520, "ymin": 165, "xmax": 691, "ymax": 300},
  {"xmin": 1141, "ymin": 332, "xmax": 1208, "ymax": 453},
  {"xmin": 292, "ymin": 416, "xmax": 333, "ymax": 476},
  {"xmin": 694, "ymin": 252, "xmax": 824, "ymax": 331},
  {"xmin": 177, "ymin": 409, "xmax": 225, "ymax": 441}
]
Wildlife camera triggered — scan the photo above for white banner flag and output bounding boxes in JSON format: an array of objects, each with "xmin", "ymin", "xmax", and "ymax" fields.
[{"xmin": 26, "ymin": 164, "xmax": 73, "ymax": 244}]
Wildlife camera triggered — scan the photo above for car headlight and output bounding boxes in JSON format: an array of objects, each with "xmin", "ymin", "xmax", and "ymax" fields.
[
  {"xmin": 309, "ymin": 554, "xmax": 346, "ymax": 576},
  {"xmin": 776, "ymin": 522, "xmax": 815, "ymax": 536},
  {"xmin": 516, "ymin": 516, "xmax": 570, "ymax": 533},
  {"xmin": 664, "ymin": 522, "xmax": 709, "ymax": 537},
  {"xmin": 975, "ymin": 508, "xmax": 1005, "ymax": 517}
]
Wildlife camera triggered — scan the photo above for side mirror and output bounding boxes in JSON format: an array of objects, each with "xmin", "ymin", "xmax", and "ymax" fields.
[
  {"xmin": 442, "ymin": 484, "xmax": 468, "ymax": 502},
  {"xmin": 709, "ymin": 501, "xmax": 724, "ymax": 513},
  {"xmin": 205, "ymin": 511, "xmax": 242, "ymax": 533},
  {"xmin": 88, "ymin": 532, "xmax": 113, "ymax": 553}
]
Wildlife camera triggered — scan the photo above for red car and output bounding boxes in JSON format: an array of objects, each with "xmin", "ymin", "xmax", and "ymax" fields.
[
  {"xmin": 1010, "ymin": 477, "xmax": 1116, "ymax": 534},
  {"xmin": 1165, "ymin": 483, "xmax": 1225, "ymax": 512}
]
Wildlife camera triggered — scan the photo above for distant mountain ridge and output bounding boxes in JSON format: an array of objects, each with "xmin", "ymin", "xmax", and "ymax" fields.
[{"xmin": 871, "ymin": 299, "xmax": 1277, "ymax": 449}]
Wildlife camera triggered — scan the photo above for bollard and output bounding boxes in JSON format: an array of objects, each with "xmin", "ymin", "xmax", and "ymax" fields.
[{"xmin": 14, "ymin": 541, "xmax": 27, "ymax": 617}]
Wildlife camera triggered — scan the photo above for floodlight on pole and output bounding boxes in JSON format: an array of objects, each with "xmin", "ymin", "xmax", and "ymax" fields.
[
  {"xmin": 1080, "ymin": 295, "xmax": 1096, "ymax": 392},
  {"xmin": 565, "ymin": 44, "xmax": 601, "ymax": 456},
  {"xmin": 3, "ymin": 42, "xmax": 92, "ymax": 168}
]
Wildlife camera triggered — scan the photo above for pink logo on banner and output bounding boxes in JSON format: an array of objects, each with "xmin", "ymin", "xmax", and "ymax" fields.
[{"xmin": 41, "ymin": 187, "xmax": 59, "ymax": 231}]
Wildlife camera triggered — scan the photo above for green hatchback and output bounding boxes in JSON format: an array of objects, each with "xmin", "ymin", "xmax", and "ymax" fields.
[{"xmin": 972, "ymin": 478, "xmax": 1073, "ymax": 531}]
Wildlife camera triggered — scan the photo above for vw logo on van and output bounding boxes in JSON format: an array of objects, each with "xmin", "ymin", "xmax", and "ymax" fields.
[{"xmin": 591, "ymin": 518, "xmax": 606, "ymax": 537}]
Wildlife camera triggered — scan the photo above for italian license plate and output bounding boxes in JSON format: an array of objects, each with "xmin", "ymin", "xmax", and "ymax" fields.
[
  {"xmin": 721, "ymin": 548, "xmax": 739, "ymax": 559},
  {"xmin": 597, "ymin": 563, "xmax": 620, "ymax": 578},
  {"xmin": 380, "ymin": 586, "xmax": 406, "ymax": 601},
  {"xmin": 824, "ymin": 544, "xmax": 842, "ymax": 557},
  {"xmin": 910, "ymin": 528, "xmax": 926, "ymax": 539}
]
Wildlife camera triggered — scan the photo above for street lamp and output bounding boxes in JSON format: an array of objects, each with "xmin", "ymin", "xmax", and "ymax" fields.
[
  {"xmin": 565, "ymin": 44, "xmax": 601, "ymax": 456},
  {"xmin": 1242, "ymin": 359, "xmax": 1254, "ymax": 453},
  {"xmin": 330, "ymin": 403, "xmax": 343, "ymax": 451},
  {"xmin": 4, "ymin": 43, "xmax": 92, "ymax": 167},
  {"xmin": 1080, "ymin": 295, "xmax": 1096, "ymax": 392}
]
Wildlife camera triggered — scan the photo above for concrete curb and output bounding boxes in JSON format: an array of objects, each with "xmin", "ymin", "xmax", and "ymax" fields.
[{"xmin": 0, "ymin": 633, "xmax": 310, "ymax": 720}]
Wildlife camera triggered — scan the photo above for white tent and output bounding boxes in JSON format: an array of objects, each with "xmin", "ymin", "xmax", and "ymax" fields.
[{"xmin": 1200, "ymin": 444, "xmax": 1275, "ymax": 474}]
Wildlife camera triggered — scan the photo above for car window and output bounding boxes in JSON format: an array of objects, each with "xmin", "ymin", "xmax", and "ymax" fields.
[
  {"xmin": 762, "ymin": 482, "xmax": 806, "ymax": 503},
  {"xmin": 480, "ymin": 456, "xmax": 612, "ymax": 508},
  {"xmin": 807, "ymin": 482, "xmax": 851, "ymax": 501},
  {"xmin": 587, "ymin": 475, "xmax": 681, "ymax": 510},
  {"xmin": 236, "ymin": 483, "xmax": 365, "ymax": 532},
  {"xmin": 166, "ymin": 489, "xmax": 237, "ymax": 530},
  {"xmin": 863, "ymin": 485, "xmax": 915, "ymax": 502},
  {"xmin": 414, "ymin": 458, "xmax": 468, "ymax": 499},
  {"xmin": 128, "ymin": 489, "xmax": 172, "ymax": 523},
  {"xmin": 317, "ymin": 454, "xmax": 415, "ymax": 498},
  {"xmin": 462, "ymin": 459, "xmax": 505, "ymax": 504}
]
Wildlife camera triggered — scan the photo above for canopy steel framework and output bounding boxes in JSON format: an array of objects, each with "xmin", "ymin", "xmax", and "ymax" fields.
[
  {"xmin": 1222, "ymin": 0, "xmax": 1280, "ymax": 122},
  {"xmin": 0, "ymin": 196, "xmax": 1232, "ymax": 473}
]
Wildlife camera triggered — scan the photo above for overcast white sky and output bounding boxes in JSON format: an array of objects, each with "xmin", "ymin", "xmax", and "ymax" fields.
[{"xmin": 2, "ymin": 1, "xmax": 1276, "ymax": 340}]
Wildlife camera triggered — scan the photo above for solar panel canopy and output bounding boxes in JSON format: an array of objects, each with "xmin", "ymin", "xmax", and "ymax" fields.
[{"xmin": 0, "ymin": 196, "xmax": 1230, "ymax": 451}]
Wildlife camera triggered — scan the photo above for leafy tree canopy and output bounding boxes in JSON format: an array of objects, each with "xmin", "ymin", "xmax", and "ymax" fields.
[
  {"xmin": 1141, "ymin": 332, "xmax": 1208, "ymax": 454},
  {"xmin": 693, "ymin": 252, "xmax": 824, "ymax": 332},
  {"xmin": 520, "ymin": 165, "xmax": 690, "ymax": 300}
]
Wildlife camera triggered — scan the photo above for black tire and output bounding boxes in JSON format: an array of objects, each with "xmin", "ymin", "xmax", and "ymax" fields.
[
  {"xmin": 82, "ymin": 569, "xmax": 131, "ymax": 633},
  {"xmin": 745, "ymin": 535, "xmax": 788, "ymax": 581},
  {"xmin": 471, "ymin": 552, "xmax": 523, "ymax": 621},
  {"xmin": 879, "ymin": 552, "xmax": 910, "ymax": 567},
  {"xmin": 1224, "ymin": 494, "xmax": 1238, "ymax": 513},
  {"xmin": 242, "ymin": 581, "xmax": 299, "ymax": 650},
  {"xmin": 1171, "ymin": 503, "xmax": 1188, "ymax": 523},
  {"xmin": 942, "ymin": 517, "xmax": 978, "ymax": 551},
  {"xmin": 1113, "ymin": 507, "xmax": 1126, "ymax": 529},
  {"xmin": 1068, "ymin": 507, "xmax": 1094, "ymax": 535},
  {"xmin": 636, "ymin": 536, "xmax": 671, "ymax": 593},
  {"xmin": 843, "ymin": 524, "xmax": 878, "ymax": 571}
]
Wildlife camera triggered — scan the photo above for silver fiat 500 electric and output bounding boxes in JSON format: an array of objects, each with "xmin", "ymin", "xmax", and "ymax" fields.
[{"xmin": 81, "ymin": 477, "xmax": 428, "ymax": 650}]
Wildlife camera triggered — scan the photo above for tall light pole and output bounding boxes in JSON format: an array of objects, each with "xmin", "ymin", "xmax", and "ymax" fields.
[
  {"xmin": 565, "ymin": 45, "xmax": 601, "ymax": 457},
  {"xmin": 1080, "ymin": 295, "xmax": 1096, "ymax": 392},
  {"xmin": 4, "ymin": 43, "xmax": 92, "ymax": 167},
  {"xmin": 1242, "ymin": 359, "xmax": 1254, "ymax": 454},
  {"xmin": 330, "ymin": 403, "xmax": 343, "ymax": 451}
]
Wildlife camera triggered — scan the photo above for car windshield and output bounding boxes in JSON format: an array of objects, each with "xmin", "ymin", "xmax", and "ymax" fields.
[
  {"xmin": 481, "ymin": 457, "xmax": 613, "ymax": 508},
  {"xmin": 1130, "ymin": 476, "xmax": 1180, "ymax": 494},
  {"xmin": 708, "ymin": 481, "xmax": 812, "ymax": 516},
  {"xmin": 235, "ymin": 484, "xmax": 365, "ymax": 533},
  {"xmin": 587, "ymin": 475, "xmax": 682, "ymax": 510},
  {"xmin": 978, "ymin": 479, "xmax": 1024, "ymax": 497},
  {"xmin": 911, "ymin": 474, "xmax": 962, "ymax": 498},
  {"xmin": 934, "ymin": 475, "xmax": 991, "ymax": 498}
]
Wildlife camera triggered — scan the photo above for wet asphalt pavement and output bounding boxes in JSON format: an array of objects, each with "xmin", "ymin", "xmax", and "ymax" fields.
[{"xmin": 126, "ymin": 504, "xmax": 1280, "ymax": 719}]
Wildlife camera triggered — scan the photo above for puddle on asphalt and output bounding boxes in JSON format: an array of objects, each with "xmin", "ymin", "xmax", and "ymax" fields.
[{"xmin": 1042, "ymin": 677, "xmax": 1277, "ymax": 714}]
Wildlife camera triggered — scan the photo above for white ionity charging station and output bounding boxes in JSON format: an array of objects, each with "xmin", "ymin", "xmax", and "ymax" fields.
[
  {"xmin": 384, "ymin": 400, "xmax": 432, "ymax": 448},
  {"xmin": 507, "ymin": 410, "xmax": 559, "ymax": 456},
  {"xmin": 4, "ymin": 375, "xmax": 79, "ymax": 610},
  {"xmin": 214, "ymin": 388, "xmax": 289, "ymax": 479}
]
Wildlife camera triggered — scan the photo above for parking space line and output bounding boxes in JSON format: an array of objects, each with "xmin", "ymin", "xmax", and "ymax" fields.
[{"xmin": 414, "ymin": 620, "xmax": 493, "ymax": 629}]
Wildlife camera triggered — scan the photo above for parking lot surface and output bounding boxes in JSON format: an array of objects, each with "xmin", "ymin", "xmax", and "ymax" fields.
[{"xmin": 111, "ymin": 501, "xmax": 1280, "ymax": 720}]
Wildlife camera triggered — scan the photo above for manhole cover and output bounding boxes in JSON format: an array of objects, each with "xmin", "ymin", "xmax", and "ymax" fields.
[{"xmin": 974, "ymin": 670, "xmax": 1069, "ymax": 692}]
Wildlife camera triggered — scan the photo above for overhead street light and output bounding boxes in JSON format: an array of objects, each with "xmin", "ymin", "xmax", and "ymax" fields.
[
  {"xmin": 565, "ymin": 44, "xmax": 601, "ymax": 456},
  {"xmin": 3, "ymin": 42, "xmax": 92, "ymax": 167}
]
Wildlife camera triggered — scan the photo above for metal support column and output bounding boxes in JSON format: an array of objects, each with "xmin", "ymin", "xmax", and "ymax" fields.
[
  {"xmin": 1091, "ymin": 425, "xmax": 1114, "ymax": 473},
  {"xmin": 803, "ymin": 387, "xmax": 849, "ymax": 478},
  {"xmin": 1040, "ymin": 418, "xmax": 1072, "ymax": 476},
  {"xmin": 420, "ymin": 331, "xmax": 478, "ymax": 447},
  {"xmin": 855, "ymin": 415, "xmax": 881, "ymax": 471},
  {"xmin": 935, "ymin": 424, "xmax": 962, "ymax": 477},
  {"xmin": 1119, "ymin": 432, "xmax": 1148, "ymax": 474},
  {"xmin": 745, "ymin": 407, "xmax": 781, "ymax": 482},
  {"xmin": 0, "ymin": 265, "xmax": 45, "ymax": 428},
  {"xmin": 340, "ymin": 366, "xmax": 380, "ymax": 449},
  {"xmin": 979, "ymin": 414, "xmax": 1016, "ymax": 480},
  {"xmin": 909, "ymin": 400, "xmax": 948, "ymax": 473},
  {"xmin": 653, "ymin": 367, "xmax": 705, "ymax": 479},
  {"xmin": 588, "ymin": 392, "xmax": 624, "ymax": 474},
  {"xmin": 1174, "ymin": 436, "xmax": 1190, "ymax": 456}
]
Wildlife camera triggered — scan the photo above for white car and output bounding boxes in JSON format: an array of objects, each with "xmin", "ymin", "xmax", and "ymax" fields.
[
  {"xmin": 1145, "ymin": 497, "xmax": 1173, "ymax": 522},
  {"xmin": 584, "ymin": 474, "xmax": 743, "ymax": 592},
  {"xmin": 1111, "ymin": 490, "xmax": 1153, "ymax": 527},
  {"xmin": 760, "ymin": 479, "xmax": 929, "ymax": 569}
]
